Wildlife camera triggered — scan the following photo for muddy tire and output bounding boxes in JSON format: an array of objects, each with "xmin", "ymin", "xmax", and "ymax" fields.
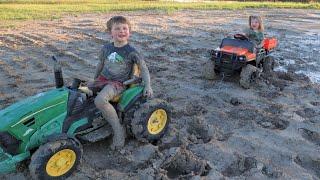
[
  {"xmin": 29, "ymin": 138, "xmax": 82, "ymax": 180},
  {"xmin": 203, "ymin": 60, "xmax": 216, "ymax": 80},
  {"xmin": 131, "ymin": 98, "xmax": 171, "ymax": 142},
  {"xmin": 263, "ymin": 56, "xmax": 275, "ymax": 74},
  {"xmin": 240, "ymin": 64, "xmax": 260, "ymax": 89}
]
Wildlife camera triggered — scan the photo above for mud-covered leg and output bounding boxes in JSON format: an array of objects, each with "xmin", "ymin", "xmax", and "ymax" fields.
[{"xmin": 94, "ymin": 85, "xmax": 126, "ymax": 150}]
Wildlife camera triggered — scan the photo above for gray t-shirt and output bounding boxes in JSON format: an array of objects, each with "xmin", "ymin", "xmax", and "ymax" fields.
[{"xmin": 98, "ymin": 43, "xmax": 140, "ymax": 82}]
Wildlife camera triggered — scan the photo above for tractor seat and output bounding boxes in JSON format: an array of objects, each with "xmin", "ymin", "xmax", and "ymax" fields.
[
  {"xmin": 79, "ymin": 64, "xmax": 141, "ymax": 103},
  {"xmin": 110, "ymin": 94, "xmax": 121, "ymax": 103}
]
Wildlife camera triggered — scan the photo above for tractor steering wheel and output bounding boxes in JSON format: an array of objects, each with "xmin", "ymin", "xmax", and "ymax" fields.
[{"xmin": 234, "ymin": 34, "xmax": 249, "ymax": 41}]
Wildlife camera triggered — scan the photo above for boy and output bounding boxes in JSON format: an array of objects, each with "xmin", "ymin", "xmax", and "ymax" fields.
[{"xmin": 93, "ymin": 16, "xmax": 153, "ymax": 150}]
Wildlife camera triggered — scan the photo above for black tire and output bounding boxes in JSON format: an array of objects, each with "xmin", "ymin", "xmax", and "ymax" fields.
[
  {"xmin": 240, "ymin": 64, "xmax": 260, "ymax": 89},
  {"xmin": 203, "ymin": 60, "xmax": 216, "ymax": 80},
  {"xmin": 29, "ymin": 138, "xmax": 82, "ymax": 180},
  {"xmin": 263, "ymin": 56, "xmax": 275, "ymax": 74},
  {"xmin": 131, "ymin": 98, "xmax": 171, "ymax": 142}
]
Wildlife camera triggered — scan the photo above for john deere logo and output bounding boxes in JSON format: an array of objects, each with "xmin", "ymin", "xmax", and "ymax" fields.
[{"xmin": 108, "ymin": 52, "xmax": 124, "ymax": 63}]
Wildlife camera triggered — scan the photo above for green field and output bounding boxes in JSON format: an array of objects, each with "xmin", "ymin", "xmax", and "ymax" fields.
[{"xmin": 0, "ymin": 0, "xmax": 319, "ymax": 21}]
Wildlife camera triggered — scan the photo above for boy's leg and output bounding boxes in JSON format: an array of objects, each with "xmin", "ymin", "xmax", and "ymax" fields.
[{"xmin": 94, "ymin": 84, "xmax": 126, "ymax": 150}]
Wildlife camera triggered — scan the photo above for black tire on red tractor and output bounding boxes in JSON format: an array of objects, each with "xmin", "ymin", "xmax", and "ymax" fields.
[
  {"xmin": 130, "ymin": 98, "xmax": 171, "ymax": 143},
  {"xmin": 29, "ymin": 138, "xmax": 83, "ymax": 180},
  {"xmin": 263, "ymin": 56, "xmax": 275, "ymax": 74},
  {"xmin": 203, "ymin": 60, "xmax": 216, "ymax": 80},
  {"xmin": 240, "ymin": 64, "xmax": 260, "ymax": 89}
]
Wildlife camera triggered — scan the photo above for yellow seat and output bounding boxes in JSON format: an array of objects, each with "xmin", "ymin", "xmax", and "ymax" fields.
[{"xmin": 110, "ymin": 64, "xmax": 140, "ymax": 103}]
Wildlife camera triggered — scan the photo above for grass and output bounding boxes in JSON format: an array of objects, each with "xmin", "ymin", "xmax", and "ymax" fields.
[{"xmin": 0, "ymin": 0, "xmax": 319, "ymax": 21}]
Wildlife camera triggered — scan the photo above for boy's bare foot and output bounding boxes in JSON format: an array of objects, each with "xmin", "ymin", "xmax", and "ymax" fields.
[{"xmin": 110, "ymin": 126, "xmax": 126, "ymax": 151}]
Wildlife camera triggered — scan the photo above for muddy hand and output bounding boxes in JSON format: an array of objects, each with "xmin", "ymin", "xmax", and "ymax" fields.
[
  {"xmin": 78, "ymin": 86, "xmax": 93, "ymax": 96},
  {"xmin": 143, "ymin": 86, "xmax": 153, "ymax": 98}
]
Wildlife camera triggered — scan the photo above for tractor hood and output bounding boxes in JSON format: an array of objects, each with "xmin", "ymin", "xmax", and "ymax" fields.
[
  {"xmin": 0, "ymin": 88, "xmax": 68, "ymax": 132},
  {"xmin": 220, "ymin": 46, "xmax": 249, "ymax": 56}
]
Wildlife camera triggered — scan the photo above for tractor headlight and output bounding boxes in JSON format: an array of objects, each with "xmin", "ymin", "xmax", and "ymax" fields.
[
  {"xmin": 212, "ymin": 50, "xmax": 219, "ymax": 57},
  {"xmin": 238, "ymin": 56, "xmax": 246, "ymax": 61},
  {"xmin": 211, "ymin": 49, "xmax": 219, "ymax": 58}
]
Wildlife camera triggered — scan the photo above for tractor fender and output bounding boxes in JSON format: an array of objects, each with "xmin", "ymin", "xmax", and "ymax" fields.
[{"xmin": 43, "ymin": 133, "xmax": 81, "ymax": 147}]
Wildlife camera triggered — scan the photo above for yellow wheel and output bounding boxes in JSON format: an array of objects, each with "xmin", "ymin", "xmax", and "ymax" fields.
[
  {"xmin": 147, "ymin": 109, "xmax": 168, "ymax": 135},
  {"xmin": 30, "ymin": 138, "xmax": 82, "ymax": 180},
  {"xmin": 131, "ymin": 98, "xmax": 171, "ymax": 142},
  {"xmin": 46, "ymin": 149, "xmax": 77, "ymax": 177}
]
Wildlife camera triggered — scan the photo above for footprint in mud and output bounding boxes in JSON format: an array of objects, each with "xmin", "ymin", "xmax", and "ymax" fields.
[
  {"xmin": 299, "ymin": 128, "xmax": 320, "ymax": 146},
  {"xmin": 256, "ymin": 117, "xmax": 289, "ymax": 130},
  {"xmin": 310, "ymin": 101, "xmax": 320, "ymax": 106},
  {"xmin": 276, "ymin": 71, "xmax": 311, "ymax": 83},
  {"xmin": 229, "ymin": 108, "xmax": 289, "ymax": 130},
  {"xmin": 200, "ymin": 95, "xmax": 216, "ymax": 106},
  {"xmin": 222, "ymin": 156, "xmax": 257, "ymax": 177},
  {"xmin": 261, "ymin": 165, "xmax": 282, "ymax": 178},
  {"xmin": 294, "ymin": 154, "xmax": 320, "ymax": 178},
  {"xmin": 187, "ymin": 116, "xmax": 212, "ymax": 144},
  {"xmin": 296, "ymin": 108, "xmax": 319, "ymax": 119},
  {"xmin": 160, "ymin": 147, "xmax": 211, "ymax": 179},
  {"xmin": 258, "ymin": 89, "xmax": 282, "ymax": 99},
  {"xmin": 264, "ymin": 104, "xmax": 283, "ymax": 115},
  {"xmin": 184, "ymin": 101, "xmax": 208, "ymax": 116},
  {"xmin": 230, "ymin": 97, "xmax": 242, "ymax": 106}
]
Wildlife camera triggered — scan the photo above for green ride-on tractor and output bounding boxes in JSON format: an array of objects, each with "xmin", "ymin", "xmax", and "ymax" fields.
[{"xmin": 0, "ymin": 56, "xmax": 171, "ymax": 179}]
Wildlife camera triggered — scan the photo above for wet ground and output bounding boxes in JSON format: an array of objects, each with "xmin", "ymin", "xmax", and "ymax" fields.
[{"xmin": 0, "ymin": 9, "xmax": 320, "ymax": 179}]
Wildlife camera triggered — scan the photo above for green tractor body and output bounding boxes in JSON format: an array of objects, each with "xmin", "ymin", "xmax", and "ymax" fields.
[
  {"xmin": 0, "ymin": 85, "xmax": 145, "ymax": 174},
  {"xmin": 0, "ymin": 56, "xmax": 170, "ymax": 179}
]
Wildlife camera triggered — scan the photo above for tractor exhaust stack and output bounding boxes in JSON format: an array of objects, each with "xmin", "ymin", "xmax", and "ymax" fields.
[{"xmin": 52, "ymin": 56, "xmax": 64, "ymax": 88}]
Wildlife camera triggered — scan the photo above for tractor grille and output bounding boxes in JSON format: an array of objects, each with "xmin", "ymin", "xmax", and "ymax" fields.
[
  {"xmin": 214, "ymin": 53, "xmax": 245, "ymax": 74},
  {"xmin": 0, "ymin": 132, "xmax": 20, "ymax": 155}
]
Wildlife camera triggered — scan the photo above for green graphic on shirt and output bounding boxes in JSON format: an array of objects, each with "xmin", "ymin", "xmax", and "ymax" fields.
[{"xmin": 107, "ymin": 52, "xmax": 124, "ymax": 63}]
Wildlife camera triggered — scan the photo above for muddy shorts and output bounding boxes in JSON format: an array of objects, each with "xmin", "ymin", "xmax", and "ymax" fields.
[{"xmin": 88, "ymin": 76, "xmax": 125, "ymax": 97}]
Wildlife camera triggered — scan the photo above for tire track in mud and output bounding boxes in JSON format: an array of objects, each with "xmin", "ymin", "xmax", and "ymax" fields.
[
  {"xmin": 0, "ymin": 31, "xmax": 97, "ymax": 99},
  {"xmin": 21, "ymin": 32, "xmax": 96, "ymax": 68},
  {"xmin": 0, "ymin": 58, "xmax": 26, "ymax": 107},
  {"xmin": 54, "ymin": 25, "xmax": 107, "ymax": 44},
  {"xmin": 1, "ymin": 45, "xmax": 51, "ymax": 86},
  {"xmin": 15, "ymin": 32, "xmax": 98, "ymax": 83}
]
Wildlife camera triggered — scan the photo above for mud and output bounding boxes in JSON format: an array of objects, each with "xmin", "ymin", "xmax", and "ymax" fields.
[{"xmin": 0, "ymin": 9, "xmax": 320, "ymax": 179}]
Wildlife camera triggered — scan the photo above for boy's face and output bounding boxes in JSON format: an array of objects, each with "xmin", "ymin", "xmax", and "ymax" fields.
[
  {"xmin": 110, "ymin": 23, "xmax": 130, "ymax": 44},
  {"xmin": 250, "ymin": 18, "xmax": 260, "ymax": 31}
]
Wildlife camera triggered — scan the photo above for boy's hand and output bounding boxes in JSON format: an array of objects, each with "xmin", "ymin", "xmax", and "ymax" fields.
[{"xmin": 143, "ymin": 85, "xmax": 153, "ymax": 98}]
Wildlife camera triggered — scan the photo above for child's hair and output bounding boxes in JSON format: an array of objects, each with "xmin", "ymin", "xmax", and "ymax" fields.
[
  {"xmin": 249, "ymin": 15, "xmax": 264, "ymax": 32},
  {"xmin": 106, "ymin": 16, "xmax": 131, "ymax": 32}
]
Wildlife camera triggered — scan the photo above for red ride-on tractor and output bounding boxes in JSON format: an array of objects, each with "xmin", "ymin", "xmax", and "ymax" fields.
[{"xmin": 203, "ymin": 34, "xmax": 278, "ymax": 88}]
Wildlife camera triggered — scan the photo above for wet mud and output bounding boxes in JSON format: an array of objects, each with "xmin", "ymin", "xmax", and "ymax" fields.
[{"xmin": 0, "ymin": 9, "xmax": 320, "ymax": 179}]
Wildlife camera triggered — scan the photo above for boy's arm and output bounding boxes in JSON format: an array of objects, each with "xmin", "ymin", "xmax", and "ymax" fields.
[
  {"xmin": 94, "ymin": 50, "xmax": 105, "ymax": 79},
  {"xmin": 130, "ymin": 52, "xmax": 153, "ymax": 97}
]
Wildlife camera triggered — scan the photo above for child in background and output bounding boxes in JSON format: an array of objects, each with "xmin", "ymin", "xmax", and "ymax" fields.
[{"xmin": 245, "ymin": 15, "xmax": 264, "ymax": 47}]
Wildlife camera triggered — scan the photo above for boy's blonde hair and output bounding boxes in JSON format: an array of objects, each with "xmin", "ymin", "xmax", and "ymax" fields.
[
  {"xmin": 249, "ymin": 15, "xmax": 264, "ymax": 32},
  {"xmin": 106, "ymin": 16, "xmax": 131, "ymax": 32}
]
